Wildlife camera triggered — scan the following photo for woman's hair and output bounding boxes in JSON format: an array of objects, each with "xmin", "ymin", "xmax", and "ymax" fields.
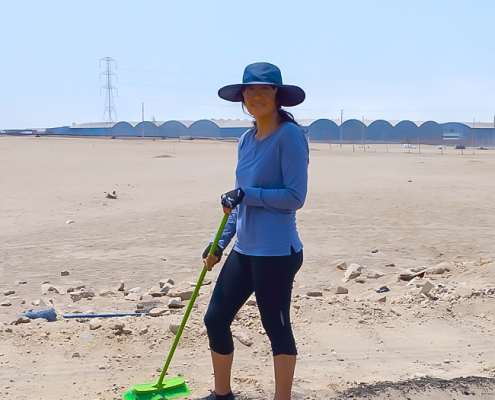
[{"xmin": 242, "ymin": 89, "xmax": 301, "ymax": 127}]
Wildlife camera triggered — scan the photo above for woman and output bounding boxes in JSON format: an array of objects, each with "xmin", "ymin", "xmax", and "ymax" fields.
[{"xmin": 203, "ymin": 62, "xmax": 309, "ymax": 400}]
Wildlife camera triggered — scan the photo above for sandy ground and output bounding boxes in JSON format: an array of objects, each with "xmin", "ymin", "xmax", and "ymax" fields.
[{"xmin": 1, "ymin": 136, "xmax": 495, "ymax": 400}]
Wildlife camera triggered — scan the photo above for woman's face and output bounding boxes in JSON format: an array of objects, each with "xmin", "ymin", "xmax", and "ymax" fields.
[{"xmin": 242, "ymin": 85, "xmax": 278, "ymax": 120}]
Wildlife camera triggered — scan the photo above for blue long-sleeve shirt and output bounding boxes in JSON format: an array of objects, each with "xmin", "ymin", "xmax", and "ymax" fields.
[{"xmin": 218, "ymin": 121, "xmax": 309, "ymax": 256}]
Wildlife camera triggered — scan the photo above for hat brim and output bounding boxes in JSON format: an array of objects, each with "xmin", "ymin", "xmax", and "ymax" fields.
[{"xmin": 218, "ymin": 82, "xmax": 305, "ymax": 107}]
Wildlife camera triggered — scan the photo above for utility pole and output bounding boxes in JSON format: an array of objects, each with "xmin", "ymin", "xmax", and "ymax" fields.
[
  {"xmin": 472, "ymin": 118, "xmax": 475, "ymax": 154},
  {"xmin": 340, "ymin": 109, "xmax": 343, "ymax": 147},
  {"xmin": 493, "ymin": 113, "xmax": 495, "ymax": 149},
  {"xmin": 362, "ymin": 116, "xmax": 366, "ymax": 152},
  {"xmin": 142, "ymin": 102, "xmax": 145, "ymax": 137},
  {"xmin": 99, "ymin": 57, "xmax": 117, "ymax": 123}
]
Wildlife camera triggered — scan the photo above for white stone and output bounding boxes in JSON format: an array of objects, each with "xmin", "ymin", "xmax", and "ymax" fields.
[
  {"xmin": 159, "ymin": 279, "xmax": 174, "ymax": 288},
  {"xmin": 333, "ymin": 286, "xmax": 348, "ymax": 294},
  {"xmin": 168, "ymin": 298, "xmax": 185, "ymax": 308},
  {"xmin": 169, "ymin": 323, "xmax": 181, "ymax": 335},
  {"xmin": 245, "ymin": 296, "xmax": 257, "ymax": 306},
  {"xmin": 159, "ymin": 283, "xmax": 173, "ymax": 294},
  {"xmin": 89, "ymin": 320, "xmax": 102, "ymax": 330},
  {"xmin": 149, "ymin": 308, "xmax": 168, "ymax": 317},
  {"xmin": 176, "ymin": 289, "xmax": 194, "ymax": 301},
  {"xmin": 234, "ymin": 330, "xmax": 253, "ymax": 347},
  {"xmin": 117, "ymin": 280, "xmax": 125, "ymax": 291},
  {"xmin": 456, "ymin": 286, "xmax": 473, "ymax": 299},
  {"xmin": 128, "ymin": 287, "xmax": 141, "ymax": 294},
  {"xmin": 41, "ymin": 284, "xmax": 58, "ymax": 294},
  {"xmin": 124, "ymin": 293, "xmax": 142, "ymax": 301},
  {"xmin": 420, "ymin": 281, "xmax": 434, "ymax": 295},
  {"xmin": 343, "ymin": 263, "xmax": 363, "ymax": 280}
]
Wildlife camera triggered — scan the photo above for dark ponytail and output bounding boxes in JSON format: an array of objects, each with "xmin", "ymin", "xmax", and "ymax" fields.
[{"xmin": 277, "ymin": 108, "xmax": 300, "ymax": 127}]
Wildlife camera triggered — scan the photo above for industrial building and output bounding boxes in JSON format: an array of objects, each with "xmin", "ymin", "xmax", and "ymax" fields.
[{"xmin": 3, "ymin": 119, "xmax": 494, "ymax": 147}]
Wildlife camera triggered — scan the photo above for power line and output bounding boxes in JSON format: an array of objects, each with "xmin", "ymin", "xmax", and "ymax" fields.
[
  {"xmin": 116, "ymin": 67, "xmax": 237, "ymax": 77},
  {"xmin": 118, "ymin": 82, "xmax": 211, "ymax": 92}
]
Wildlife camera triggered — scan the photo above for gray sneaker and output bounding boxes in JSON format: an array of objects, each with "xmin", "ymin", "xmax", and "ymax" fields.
[{"xmin": 203, "ymin": 391, "xmax": 235, "ymax": 400}]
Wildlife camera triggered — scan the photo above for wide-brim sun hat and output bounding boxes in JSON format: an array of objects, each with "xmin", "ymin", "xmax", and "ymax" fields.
[{"xmin": 218, "ymin": 62, "xmax": 305, "ymax": 107}]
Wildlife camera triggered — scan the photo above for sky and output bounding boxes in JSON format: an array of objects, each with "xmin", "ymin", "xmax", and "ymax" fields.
[{"xmin": 1, "ymin": 0, "xmax": 494, "ymax": 129}]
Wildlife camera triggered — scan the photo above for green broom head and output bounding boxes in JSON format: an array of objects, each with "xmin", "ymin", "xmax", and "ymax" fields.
[{"xmin": 122, "ymin": 376, "xmax": 190, "ymax": 400}]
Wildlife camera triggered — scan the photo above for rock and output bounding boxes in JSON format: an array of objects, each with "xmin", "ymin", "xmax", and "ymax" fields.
[
  {"xmin": 367, "ymin": 270, "xmax": 386, "ymax": 279},
  {"xmin": 233, "ymin": 330, "xmax": 253, "ymax": 347},
  {"xmin": 125, "ymin": 293, "xmax": 142, "ymax": 301},
  {"xmin": 377, "ymin": 296, "xmax": 387, "ymax": 303},
  {"xmin": 333, "ymin": 286, "xmax": 348, "ymax": 295},
  {"xmin": 117, "ymin": 280, "xmax": 125, "ymax": 291},
  {"xmin": 136, "ymin": 300, "xmax": 164, "ymax": 313},
  {"xmin": 149, "ymin": 308, "xmax": 168, "ymax": 317},
  {"xmin": 169, "ymin": 289, "xmax": 194, "ymax": 301},
  {"xmin": 99, "ymin": 290, "xmax": 118, "ymax": 297},
  {"xmin": 384, "ymin": 263, "xmax": 395, "ymax": 267},
  {"xmin": 4, "ymin": 290, "xmax": 15, "ymax": 296},
  {"xmin": 110, "ymin": 322, "xmax": 125, "ymax": 331},
  {"xmin": 1, "ymin": 301, "xmax": 12, "ymax": 306},
  {"xmin": 159, "ymin": 279, "xmax": 174, "ymax": 288},
  {"xmin": 168, "ymin": 298, "xmax": 185, "ymax": 308},
  {"xmin": 169, "ymin": 323, "xmax": 181, "ymax": 335},
  {"xmin": 66, "ymin": 220, "xmax": 75, "ymax": 224},
  {"xmin": 128, "ymin": 287, "xmax": 141, "ymax": 294},
  {"xmin": 336, "ymin": 262, "xmax": 347, "ymax": 270},
  {"xmin": 399, "ymin": 270, "xmax": 415, "ymax": 281},
  {"xmin": 426, "ymin": 262, "xmax": 451, "ymax": 275},
  {"xmin": 306, "ymin": 291, "xmax": 323, "ymax": 297},
  {"xmin": 72, "ymin": 352, "xmax": 80, "ymax": 358},
  {"xmin": 376, "ymin": 286, "xmax": 390, "ymax": 293},
  {"xmin": 245, "ymin": 296, "xmax": 257, "ymax": 306},
  {"xmin": 41, "ymin": 284, "xmax": 60, "ymax": 294},
  {"xmin": 355, "ymin": 278, "xmax": 366, "ymax": 284},
  {"xmin": 70, "ymin": 291, "xmax": 85, "ymax": 302},
  {"xmin": 89, "ymin": 320, "xmax": 102, "ymax": 330},
  {"xmin": 61, "ymin": 271, "xmax": 70, "ymax": 276},
  {"xmin": 456, "ymin": 286, "xmax": 473, "ymax": 299},
  {"xmin": 159, "ymin": 283, "xmax": 173, "ymax": 295},
  {"xmin": 343, "ymin": 263, "xmax": 363, "ymax": 280},
  {"xmin": 14, "ymin": 317, "xmax": 31, "ymax": 325},
  {"xmin": 420, "ymin": 281, "xmax": 434, "ymax": 295}
]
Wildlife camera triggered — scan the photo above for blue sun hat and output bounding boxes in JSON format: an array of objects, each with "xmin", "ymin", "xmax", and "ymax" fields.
[{"xmin": 218, "ymin": 62, "xmax": 305, "ymax": 107}]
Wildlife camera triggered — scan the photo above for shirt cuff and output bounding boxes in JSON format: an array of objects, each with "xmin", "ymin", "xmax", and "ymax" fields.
[{"xmin": 242, "ymin": 187, "xmax": 263, "ymax": 207}]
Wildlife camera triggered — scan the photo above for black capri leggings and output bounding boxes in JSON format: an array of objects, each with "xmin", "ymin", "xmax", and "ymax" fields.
[{"xmin": 204, "ymin": 247, "xmax": 303, "ymax": 356}]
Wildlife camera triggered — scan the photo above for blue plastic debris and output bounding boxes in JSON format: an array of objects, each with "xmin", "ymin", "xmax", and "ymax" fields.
[{"xmin": 23, "ymin": 308, "xmax": 58, "ymax": 322}]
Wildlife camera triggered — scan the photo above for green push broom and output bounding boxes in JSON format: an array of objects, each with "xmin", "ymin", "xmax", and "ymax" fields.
[{"xmin": 123, "ymin": 214, "xmax": 229, "ymax": 400}]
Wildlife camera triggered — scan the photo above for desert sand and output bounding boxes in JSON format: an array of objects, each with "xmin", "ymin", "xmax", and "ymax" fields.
[{"xmin": 1, "ymin": 135, "xmax": 494, "ymax": 400}]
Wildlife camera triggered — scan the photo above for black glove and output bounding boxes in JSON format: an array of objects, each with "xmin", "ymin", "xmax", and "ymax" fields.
[
  {"xmin": 221, "ymin": 188, "xmax": 245, "ymax": 209},
  {"xmin": 202, "ymin": 243, "xmax": 224, "ymax": 261}
]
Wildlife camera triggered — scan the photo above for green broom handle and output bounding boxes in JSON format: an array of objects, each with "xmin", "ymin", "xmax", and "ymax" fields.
[{"xmin": 157, "ymin": 213, "xmax": 229, "ymax": 386}]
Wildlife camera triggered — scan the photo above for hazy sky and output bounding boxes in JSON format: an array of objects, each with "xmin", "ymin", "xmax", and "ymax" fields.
[{"xmin": 1, "ymin": 0, "xmax": 494, "ymax": 129}]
